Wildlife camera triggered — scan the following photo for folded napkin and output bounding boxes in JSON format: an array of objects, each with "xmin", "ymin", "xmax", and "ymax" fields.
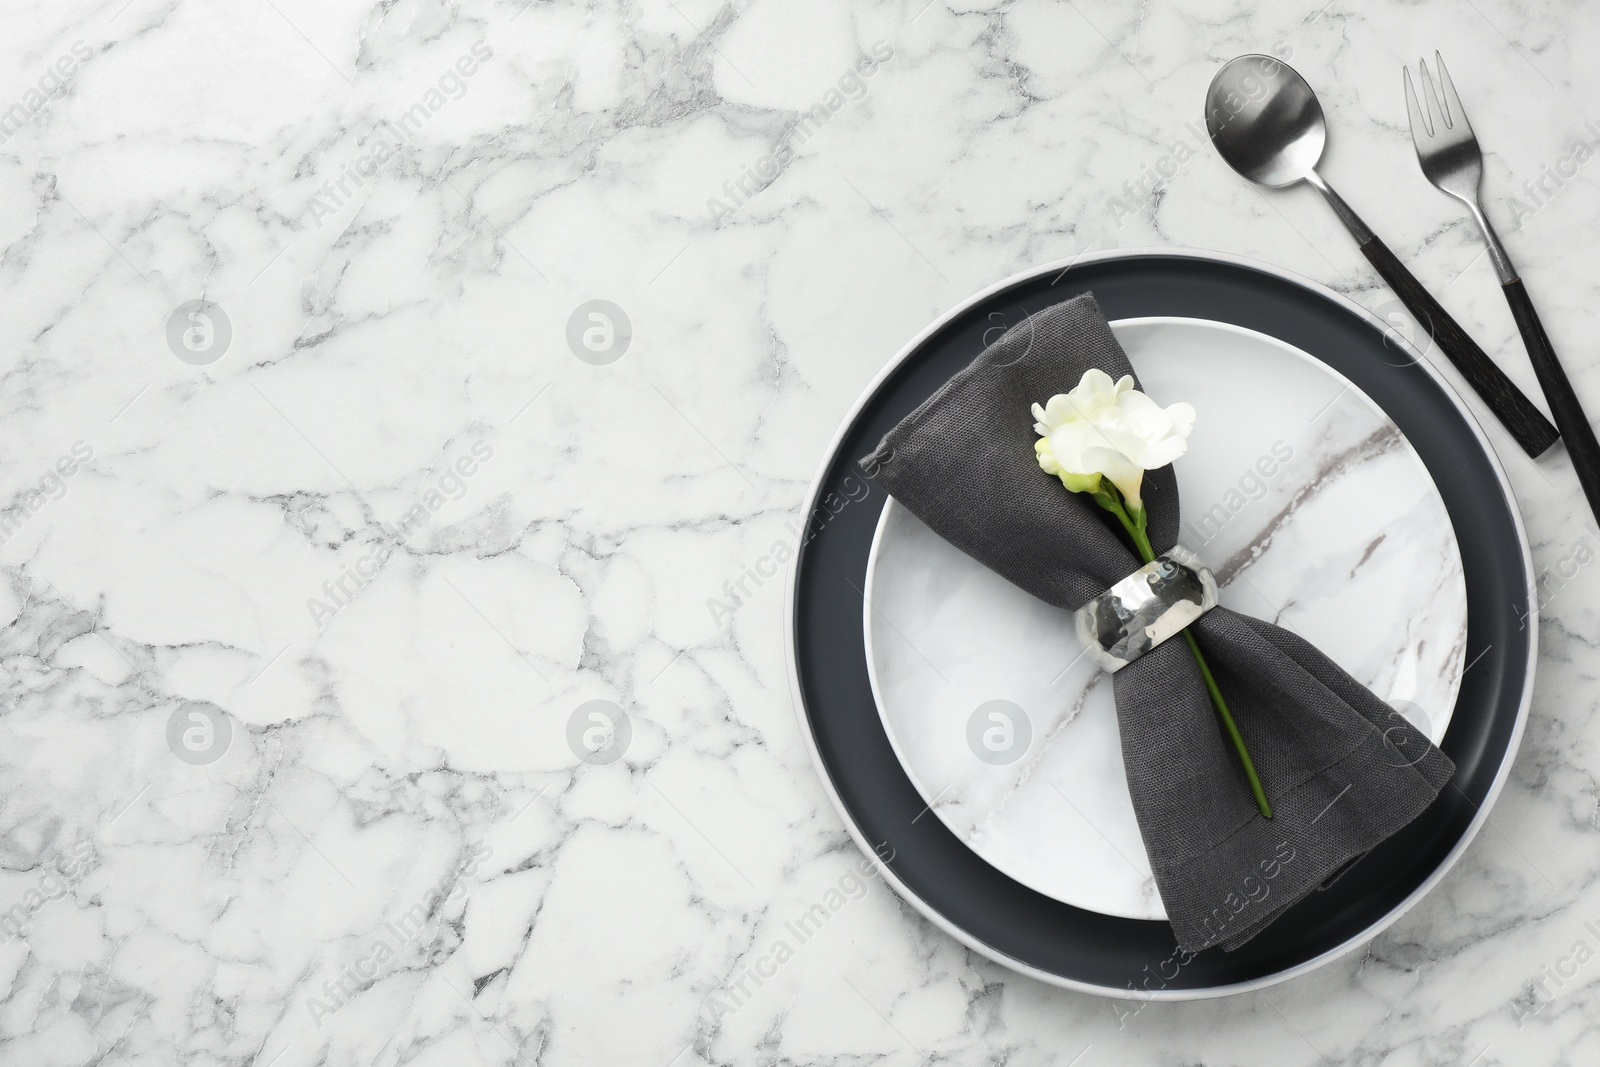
[{"xmin": 861, "ymin": 293, "xmax": 1454, "ymax": 952}]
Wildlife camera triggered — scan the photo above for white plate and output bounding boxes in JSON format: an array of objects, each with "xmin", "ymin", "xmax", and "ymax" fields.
[{"xmin": 863, "ymin": 316, "xmax": 1468, "ymax": 920}]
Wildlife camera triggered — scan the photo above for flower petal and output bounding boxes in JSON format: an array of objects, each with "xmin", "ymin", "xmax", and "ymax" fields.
[
  {"xmin": 1034, "ymin": 436, "xmax": 1060, "ymax": 474},
  {"xmin": 1111, "ymin": 389, "xmax": 1168, "ymax": 432},
  {"xmin": 1085, "ymin": 424, "xmax": 1151, "ymax": 465},
  {"xmin": 1077, "ymin": 368, "xmax": 1116, "ymax": 395},
  {"xmin": 1080, "ymin": 445, "xmax": 1145, "ymax": 507},
  {"xmin": 1047, "ymin": 422, "xmax": 1096, "ymax": 473},
  {"xmin": 1033, "ymin": 376, "xmax": 1195, "ymax": 501},
  {"xmin": 1066, "ymin": 369, "xmax": 1117, "ymax": 416},
  {"xmin": 1043, "ymin": 394, "xmax": 1080, "ymax": 426},
  {"xmin": 1138, "ymin": 434, "xmax": 1190, "ymax": 469},
  {"xmin": 1165, "ymin": 401, "xmax": 1197, "ymax": 438}
]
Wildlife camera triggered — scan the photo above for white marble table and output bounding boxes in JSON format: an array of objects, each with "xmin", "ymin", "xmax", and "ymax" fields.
[{"xmin": 1, "ymin": 1, "xmax": 1597, "ymax": 1064}]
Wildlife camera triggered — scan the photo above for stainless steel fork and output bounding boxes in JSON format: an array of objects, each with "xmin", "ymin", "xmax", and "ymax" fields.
[{"xmin": 1405, "ymin": 52, "xmax": 1600, "ymax": 521}]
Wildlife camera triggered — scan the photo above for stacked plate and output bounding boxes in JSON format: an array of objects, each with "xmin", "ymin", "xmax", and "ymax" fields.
[{"xmin": 785, "ymin": 249, "xmax": 1535, "ymax": 998}]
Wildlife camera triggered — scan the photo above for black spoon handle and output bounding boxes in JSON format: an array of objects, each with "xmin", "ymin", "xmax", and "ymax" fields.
[
  {"xmin": 1359, "ymin": 235, "xmax": 1559, "ymax": 457},
  {"xmin": 1502, "ymin": 278, "xmax": 1600, "ymax": 520}
]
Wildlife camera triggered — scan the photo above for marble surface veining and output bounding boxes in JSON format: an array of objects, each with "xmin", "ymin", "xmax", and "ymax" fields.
[{"xmin": 0, "ymin": 0, "xmax": 1598, "ymax": 1064}]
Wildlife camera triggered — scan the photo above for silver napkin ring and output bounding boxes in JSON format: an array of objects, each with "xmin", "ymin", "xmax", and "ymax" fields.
[{"xmin": 1074, "ymin": 545, "xmax": 1218, "ymax": 673}]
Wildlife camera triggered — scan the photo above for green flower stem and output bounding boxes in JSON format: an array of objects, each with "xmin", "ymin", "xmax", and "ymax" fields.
[
  {"xmin": 1105, "ymin": 495, "xmax": 1274, "ymax": 820},
  {"xmin": 1179, "ymin": 629, "xmax": 1273, "ymax": 819}
]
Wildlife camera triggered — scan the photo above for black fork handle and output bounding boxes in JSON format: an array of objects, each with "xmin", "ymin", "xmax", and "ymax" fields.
[
  {"xmin": 1359, "ymin": 235, "xmax": 1559, "ymax": 457},
  {"xmin": 1502, "ymin": 278, "xmax": 1600, "ymax": 522}
]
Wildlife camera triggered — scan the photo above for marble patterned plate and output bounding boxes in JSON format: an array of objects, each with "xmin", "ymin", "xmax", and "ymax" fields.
[{"xmin": 862, "ymin": 317, "xmax": 1468, "ymax": 920}]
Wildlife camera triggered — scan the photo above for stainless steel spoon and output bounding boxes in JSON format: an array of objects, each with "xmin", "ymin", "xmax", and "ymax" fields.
[{"xmin": 1204, "ymin": 54, "xmax": 1557, "ymax": 457}]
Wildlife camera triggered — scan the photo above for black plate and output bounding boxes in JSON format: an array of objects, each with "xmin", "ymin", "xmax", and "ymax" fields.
[{"xmin": 787, "ymin": 250, "xmax": 1533, "ymax": 996}]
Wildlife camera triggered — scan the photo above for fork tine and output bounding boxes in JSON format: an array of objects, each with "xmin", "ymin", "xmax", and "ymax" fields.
[
  {"xmin": 1403, "ymin": 65, "xmax": 1431, "ymax": 140},
  {"xmin": 1419, "ymin": 55, "xmax": 1449, "ymax": 130},
  {"xmin": 1433, "ymin": 51, "xmax": 1474, "ymax": 138}
]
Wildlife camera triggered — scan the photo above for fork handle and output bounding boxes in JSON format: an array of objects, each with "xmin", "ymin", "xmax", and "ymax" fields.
[
  {"xmin": 1502, "ymin": 278, "xmax": 1600, "ymax": 521},
  {"xmin": 1359, "ymin": 235, "xmax": 1559, "ymax": 457}
]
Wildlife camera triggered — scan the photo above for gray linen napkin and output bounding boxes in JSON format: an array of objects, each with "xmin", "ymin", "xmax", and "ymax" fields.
[{"xmin": 861, "ymin": 292, "xmax": 1454, "ymax": 953}]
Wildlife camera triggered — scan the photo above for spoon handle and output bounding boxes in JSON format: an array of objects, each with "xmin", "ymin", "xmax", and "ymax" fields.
[{"xmin": 1358, "ymin": 235, "xmax": 1559, "ymax": 457}]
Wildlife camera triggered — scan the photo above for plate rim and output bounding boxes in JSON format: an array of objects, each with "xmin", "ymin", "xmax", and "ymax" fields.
[
  {"xmin": 783, "ymin": 247, "xmax": 1536, "ymax": 1000},
  {"xmin": 859, "ymin": 314, "xmax": 1467, "ymax": 920}
]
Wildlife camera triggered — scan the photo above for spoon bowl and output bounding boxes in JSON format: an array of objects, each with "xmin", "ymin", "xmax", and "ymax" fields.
[
  {"xmin": 1205, "ymin": 55, "xmax": 1326, "ymax": 188},
  {"xmin": 1199, "ymin": 53, "xmax": 1561, "ymax": 458}
]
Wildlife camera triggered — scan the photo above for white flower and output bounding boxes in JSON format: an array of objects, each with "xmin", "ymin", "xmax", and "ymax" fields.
[{"xmin": 1032, "ymin": 369, "xmax": 1196, "ymax": 508}]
